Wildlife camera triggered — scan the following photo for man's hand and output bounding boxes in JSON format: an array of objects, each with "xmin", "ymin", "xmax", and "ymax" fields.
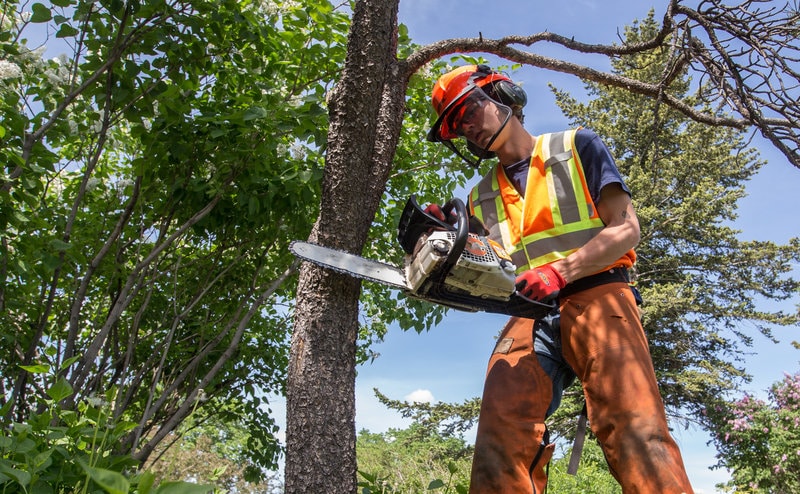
[
  {"xmin": 424, "ymin": 203, "xmax": 457, "ymax": 225},
  {"xmin": 515, "ymin": 265, "xmax": 567, "ymax": 302}
]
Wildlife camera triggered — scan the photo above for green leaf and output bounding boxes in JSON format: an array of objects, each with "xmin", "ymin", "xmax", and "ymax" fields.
[
  {"xmin": 49, "ymin": 239, "xmax": 72, "ymax": 251},
  {"xmin": 248, "ymin": 196, "xmax": 259, "ymax": 216},
  {"xmin": 30, "ymin": 3, "xmax": 52, "ymax": 22},
  {"xmin": 0, "ymin": 463, "xmax": 31, "ymax": 487},
  {"xmin": 137, "ymin": 471, "xmax": 156, "ymax": 494},
  {"xmin": 154, "ymin": 481, "xmax": 214, "ymax": 494},
  {"xmin": 46, "ymin": 376, "xmax": 73, "ymax": 402},
  {"xmin": 112, "ymin": 420, "xmax": 138, "ymax": 435},
  {"xmin": 0, "ymin": 402, "xmax": 11, "ymax": 420},
  {"xmin": 19, "ymin": 364, "xmax": 50, "ymax": 374},
  {"xmin": 427, "ymin": 479, "xmax": 445, "ymax": 490},
  {"xmin": 60, "ymin": 355, "xmax": 81, "ymax": 370},
  {"xmin": 80, "ymin": 462, "xmax": 130, "ymax": 494},
  {"xmin": 243, "ymin": 106, "xmax": 267, "ymax": 121},
  {"xmin": 56, "ymin": 24, "xmax": 80, "ymax": 38}
]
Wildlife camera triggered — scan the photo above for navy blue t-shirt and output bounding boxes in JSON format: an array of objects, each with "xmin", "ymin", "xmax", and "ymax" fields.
[{"xmin": 503, "ymin": 128, "xmax": 629, "ymax": 204}]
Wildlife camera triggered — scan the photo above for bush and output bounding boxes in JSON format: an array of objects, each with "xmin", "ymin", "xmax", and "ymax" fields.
[
  {"xmin": 707, "ymin": 372, "xmax": 800, "ymax": 493},
  {"xmin": 1, "ymin": 364, "xmax": 212, "ymax": 494}
]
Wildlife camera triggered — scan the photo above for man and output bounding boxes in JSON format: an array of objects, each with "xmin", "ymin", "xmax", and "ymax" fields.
[{"xmin": 426, "ymin": 65, "xmax": 694, "ymax": 494}]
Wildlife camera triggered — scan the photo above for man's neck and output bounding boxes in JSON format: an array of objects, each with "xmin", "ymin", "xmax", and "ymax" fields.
[{"xmin": 495, "ymin": 123, "xmax": 535, "ymax": 166}]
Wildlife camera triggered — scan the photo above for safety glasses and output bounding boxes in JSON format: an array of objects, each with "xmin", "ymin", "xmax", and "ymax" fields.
[
  {"xmin": 427, "ymin": 86, "xmax": 513, "ymax": 168},
  {"xmin": 439, "ymin": 88, "xmax": 493, "ymax": 140}
]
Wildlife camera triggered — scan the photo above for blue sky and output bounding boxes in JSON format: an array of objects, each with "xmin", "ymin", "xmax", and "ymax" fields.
[{"xmin": 349, "ymin": 2, "xmax": 800, "ymax": 493}]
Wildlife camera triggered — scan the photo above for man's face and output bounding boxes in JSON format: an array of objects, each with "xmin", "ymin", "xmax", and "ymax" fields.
[{"xmin": 445, "ymin": 89, "xmax": 509, "ymax": 149}]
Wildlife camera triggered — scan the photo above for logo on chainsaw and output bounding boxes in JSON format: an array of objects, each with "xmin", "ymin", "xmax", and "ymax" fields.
[
  {"xmin": 488, "ymin": 239, "xmax": 512, "ymax": 261},
  {"xmin": 466, "ymin": 235, "xmax": 488, "ymax": 256}
]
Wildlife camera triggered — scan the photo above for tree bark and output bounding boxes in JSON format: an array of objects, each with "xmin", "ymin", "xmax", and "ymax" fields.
[{"xmin": 285, "ymin": 1, "xmax": 411, "ymax": 492}]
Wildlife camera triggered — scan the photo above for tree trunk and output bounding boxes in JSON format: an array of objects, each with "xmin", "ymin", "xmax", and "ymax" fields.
[{"xmin": 285, "ymin": 1, "xmax": 409, "ymax": 492}]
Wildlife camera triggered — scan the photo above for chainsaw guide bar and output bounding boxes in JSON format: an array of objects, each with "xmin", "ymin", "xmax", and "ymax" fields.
[
  {"xmin": 290, "ymin": 196, "xmax": 556, "ymax": 320},
  {"xmin": 289, "ymin": 241, "xmax": 408, "ymax": 290}
]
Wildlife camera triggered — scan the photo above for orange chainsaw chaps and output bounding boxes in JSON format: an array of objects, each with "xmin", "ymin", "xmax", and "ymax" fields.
[
  {"xmin": 469, "ymin": 317, "xmax": 554, "ymax": 494},
  {"xmin": 559, "ymin": 283, "xmax": 694, "ymax": 493},
  {"xmin": 468, "ymin": 283, "xmax": 695, "ymax": 494}
]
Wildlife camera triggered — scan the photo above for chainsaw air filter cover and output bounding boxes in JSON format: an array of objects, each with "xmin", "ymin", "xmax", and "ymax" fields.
[{"xmin": 406, "ymin": 230, "xmax": 517, "ymax": 300}]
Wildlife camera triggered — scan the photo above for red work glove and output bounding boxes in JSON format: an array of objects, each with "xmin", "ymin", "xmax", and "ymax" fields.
[
  {"xmin": 515, "ymin": 264, "xmax": 567, "ymax": 302},
  {"xmin": 424, "ymin": 203, "xmax": 457, "ymax": 225}
]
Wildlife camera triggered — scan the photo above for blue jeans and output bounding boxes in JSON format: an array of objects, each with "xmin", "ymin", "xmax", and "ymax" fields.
[{"xmin": 534, "ymin": 312, "xmax": 577, "ymax": 417}]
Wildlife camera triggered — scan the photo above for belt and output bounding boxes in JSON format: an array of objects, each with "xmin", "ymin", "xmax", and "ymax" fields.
[{"xmin": 559, "ymin": 267, "xmax": 629, "ymax": 298}]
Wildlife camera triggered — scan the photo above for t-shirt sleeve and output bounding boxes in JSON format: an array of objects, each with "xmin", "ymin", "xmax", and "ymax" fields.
[{"xmin": 575, "ymin": 128, "xmax": 630, "ymax": 203}]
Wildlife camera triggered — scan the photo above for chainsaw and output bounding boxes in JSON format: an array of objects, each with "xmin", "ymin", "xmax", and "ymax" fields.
[{"xmin": 290, "ymin": 195, "xmax": 556, "ymax": 320}]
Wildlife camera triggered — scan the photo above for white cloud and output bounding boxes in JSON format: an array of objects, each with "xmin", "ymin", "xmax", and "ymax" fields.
[{"xmin": 404, "ymin": 388, "xmax": 435, "ymax": 403}]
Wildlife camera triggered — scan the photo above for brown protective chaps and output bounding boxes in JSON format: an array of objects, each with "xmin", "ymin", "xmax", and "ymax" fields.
[{"xmin": 469, "ymin": 281, "xmax": 694, "ymax": 494}]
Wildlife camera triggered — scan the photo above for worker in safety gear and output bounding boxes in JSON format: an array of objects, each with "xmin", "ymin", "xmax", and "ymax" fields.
[{"xmin": 425, "ymin": 64, "xmax": 694, "ymax": 494}]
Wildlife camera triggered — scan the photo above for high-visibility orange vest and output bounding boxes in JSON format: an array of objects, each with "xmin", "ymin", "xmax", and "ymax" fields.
[{"xmin": 469, "ymin": 130, "xmax": 636, "ymax": 273}]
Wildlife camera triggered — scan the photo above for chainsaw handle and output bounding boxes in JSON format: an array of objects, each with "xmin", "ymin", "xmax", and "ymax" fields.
[{"xmin": 441, "ymin": 198, "xmax": 469, "ymax": 270}]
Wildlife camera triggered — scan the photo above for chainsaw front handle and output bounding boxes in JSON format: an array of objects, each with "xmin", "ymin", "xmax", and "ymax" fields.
[{"xmin": 441, "ymin": 198, "xmax": 469, "ymax": 271}]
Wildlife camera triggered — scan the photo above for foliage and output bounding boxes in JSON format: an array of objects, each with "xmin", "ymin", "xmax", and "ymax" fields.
[
  {"xmin": 361, "ymin": 390, "xmax": 620, "ymax": 493},
  {"xmin": 145, "ymin": 431, "xmax": 283, "ymax": 494},
  {"xmin": 706, "ymin": 372, "xmax": 800, "ymax": 493},
  {"xmin": 0, "ymin": 364, "xmax": 211, "ymax": 493},
  {"xmin": 373, "ymin": 389, "xmax": 481, "ymax": 439},
  {"xmin": 548, "ymin": 11, "xmax": 800, "ymax": 431},
  {"xmin": 1, "ymin": 0, "xmax": 349, "ymax": 482},
  {"xmin": 356, "ymin": 426, "xmax": 471, "ymax": 494},
  {"xmin": 547, "ymin": 440, "xmax": 622, "ymax": 494}
]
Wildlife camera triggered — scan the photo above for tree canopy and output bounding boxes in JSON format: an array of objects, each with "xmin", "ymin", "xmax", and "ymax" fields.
[{"xmin": 1, "ymin": 0, "xmax": 346, "ymax": 484}]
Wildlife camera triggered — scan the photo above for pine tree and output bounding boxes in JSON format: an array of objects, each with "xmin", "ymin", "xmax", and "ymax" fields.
[{"xmin": 549, "ymin": 12, "xmax": 800, "ymax": 429}]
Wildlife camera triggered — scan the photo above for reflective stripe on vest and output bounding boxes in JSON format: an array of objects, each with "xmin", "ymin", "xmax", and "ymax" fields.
[{"xmin": 470, "ymin": 130, "xmax": 606, "ymax": 272}]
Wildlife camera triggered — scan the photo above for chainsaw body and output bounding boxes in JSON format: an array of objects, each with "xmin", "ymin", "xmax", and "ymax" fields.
[
  {"xmin": 406, "ymin": 230, "xmax": 516, "ymax": 300},
  {"xmin": 396, "ymin": 195, "xmax": 554, "ymax": 319}
]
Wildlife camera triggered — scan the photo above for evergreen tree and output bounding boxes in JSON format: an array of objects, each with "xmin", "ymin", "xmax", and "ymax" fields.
[{"xmin": 548, "ymin": 12, "xmax": 800, "ymax": 431}]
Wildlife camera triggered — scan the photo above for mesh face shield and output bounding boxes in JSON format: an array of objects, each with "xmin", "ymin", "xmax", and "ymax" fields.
[{"xmin": 432, "ymin": 87, "xmax": 513, "ymax": 168}]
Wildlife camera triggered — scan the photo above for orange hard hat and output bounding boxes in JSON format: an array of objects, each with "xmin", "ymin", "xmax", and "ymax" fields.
[{"xmin": 427, "ymin": 64, "xmax": 516, "ymax": 142}]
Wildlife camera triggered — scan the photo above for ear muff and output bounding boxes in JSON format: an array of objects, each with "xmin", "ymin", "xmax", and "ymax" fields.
[
  {"xmin": 475, "ymin": 65, "xmax": 527, "ymax": 110},
  {"xmin": 487, "ymin": 80, "xmax": 527, "ymax": 115},
  {"xmin": 495, "ymin": 80, "xmax": 527, "ymax": 108}
]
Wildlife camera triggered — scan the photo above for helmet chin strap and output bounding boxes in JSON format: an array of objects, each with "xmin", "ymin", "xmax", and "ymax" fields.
[{"xmin": 468, "ymin": 102, "xmax": 512, "ymax": 169}]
